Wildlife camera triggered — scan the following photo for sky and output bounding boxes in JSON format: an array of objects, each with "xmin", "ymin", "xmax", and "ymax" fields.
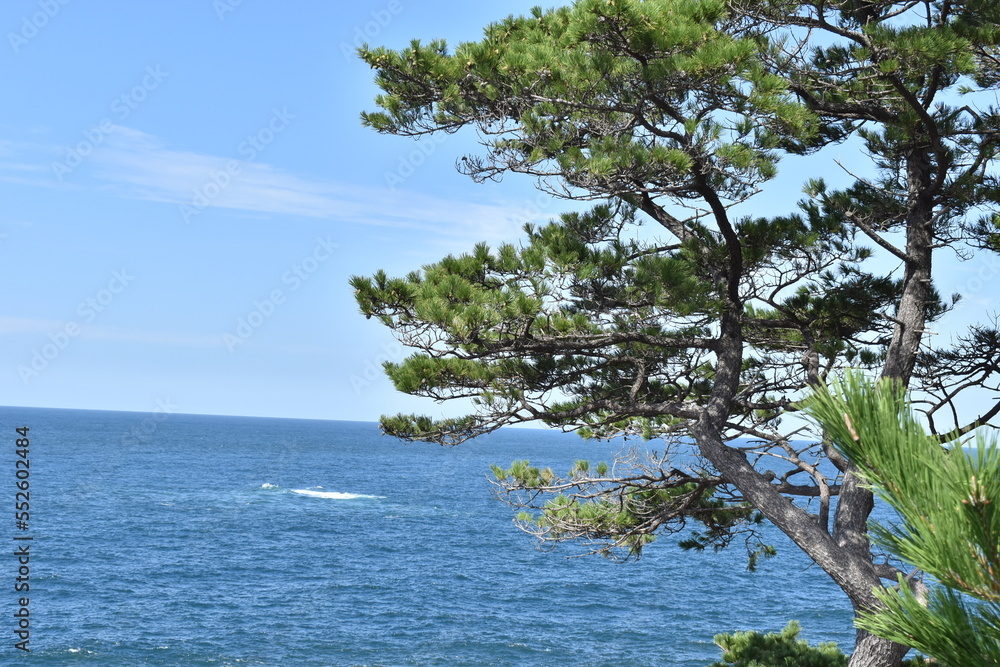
[{"xmin": 0, "ymin": 1, "xmax": 996, "ymax": 423}]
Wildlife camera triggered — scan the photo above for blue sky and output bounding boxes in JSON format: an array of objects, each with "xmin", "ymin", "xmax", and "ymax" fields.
[{"xmin": 1, "ymin": 1, "xmax": 995, "ymax": 423}]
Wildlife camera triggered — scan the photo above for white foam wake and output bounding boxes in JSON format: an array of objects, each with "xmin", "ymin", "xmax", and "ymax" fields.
[{"xmin": 290, "ymin": 488, "xmax": 384, "ymax": 500}]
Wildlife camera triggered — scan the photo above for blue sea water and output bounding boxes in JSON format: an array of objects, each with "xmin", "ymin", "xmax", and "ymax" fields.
[{"xmin": 0, "ymin": 406, "xmax": 863, "ymax": 665}]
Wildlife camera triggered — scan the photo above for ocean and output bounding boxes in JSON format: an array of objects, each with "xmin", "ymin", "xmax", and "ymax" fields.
[{"xmin": 0, "ymin": 406, "xmax": 862, "ymax": 665}]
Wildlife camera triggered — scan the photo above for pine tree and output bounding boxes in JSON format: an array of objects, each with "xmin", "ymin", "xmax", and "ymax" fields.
[
  {"xmin": 351, "ymin": 2, "xmax": 1000, "ymax": 665},
  {"xmin": 711, "ymin": 620, "xmax": 848, "ymax": 667},
  {"xmin": 805, "ymin": 373, "xmax": 1000, "ymax": 666}
]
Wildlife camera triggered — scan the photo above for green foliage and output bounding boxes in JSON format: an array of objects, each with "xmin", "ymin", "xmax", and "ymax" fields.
[
  {"xmin": 491, "ymin": 457, "xmax": 767, "ymax": 561},
  {"xmin": 709, "ymin": 622, "xmax": 936, "ymax": 666},
  {"xmin": 804, "ymin": 373, "xmax": 1000, "ymax": 665},
  {"xmin": 355, "ymin": 2, "xmax": 1000, "ymax": 658},
  {"xmin": 710, "ymin": 621, "xmax": 848, "ymax": 667},
  {"xmin": 353, "ymin": 0, "xmax": 1000, "ymax": 445},
  {"xmin": 351, "ymin": 200, "xmax": 742, "ymax": 443},
  {"xmin": 678, "ymin": 506, "xmax": 776, "ymax": 572},
  {"xmin": 360, "ymin": 0, "xmax": 818, "ymax": 202}
]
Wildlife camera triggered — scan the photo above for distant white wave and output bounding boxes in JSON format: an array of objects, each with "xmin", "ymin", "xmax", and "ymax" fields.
[
  {"xmin": 291, "ymin": 488, "xmax": 385, "ymax": 500},
  {"xmin": 258, "ymin": 483, "xmax": 383, "ymax": 499}
]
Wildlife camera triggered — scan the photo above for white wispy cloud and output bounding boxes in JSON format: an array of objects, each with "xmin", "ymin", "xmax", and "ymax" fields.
[
  {"xmin": 0, "ymin": 317, "xmax": 65, "ymax": 335},
  {"xmin": 0, "ymin": 161, "xmax": 46, "ymax": 172},
  {"xmin": 0, "ymin": 317, "xmax": 222, "ymax": 347},
  {"xmin": 0, "ymin": 125, "xmax": 566, "ymax": 247},
  {"xmin": 82, "ymin": 126, "xmax": 535, "ymax": 244}
]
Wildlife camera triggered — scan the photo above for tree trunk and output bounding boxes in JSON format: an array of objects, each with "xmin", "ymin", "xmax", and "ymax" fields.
[
  {"xmin": 699, "ymin": 307, "xmax": 915, "ymax": 666},
  {"xmin": 693, "ymin": 136, "xmax": 938, "ymax": 664},
  {"xmin": 881, "ymin": 144, "xmax": 935, "ymax": 383},
  {"xmin": 849, "ymin": 627, "xmax": 911, "ymax": 667},
  {"xmin": 842, "ymin": 146, "xmax": 936, "ymax": 667}
]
